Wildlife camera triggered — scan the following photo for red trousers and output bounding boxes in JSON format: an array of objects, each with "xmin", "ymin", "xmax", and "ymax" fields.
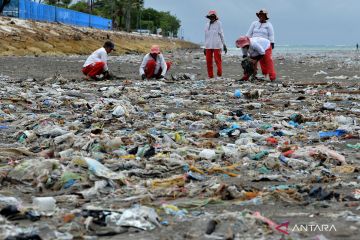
[
  {"xmin": 242, "ymin": 48, "xmax": 276, "ymax": 81},
  {"xmin": 259, "ymin": 47, "xmax": 276, "ymax": 80},
  {"xmin": 82, "ymin": 62, "xmax": 105, "ymax": 78},
  {"xmin": 206, "ymin": 49, "xmax": 222, "ymax": 78},
  {"xmin": 145, "ymin": 60, "xmax": 172, "ymax": 78}
]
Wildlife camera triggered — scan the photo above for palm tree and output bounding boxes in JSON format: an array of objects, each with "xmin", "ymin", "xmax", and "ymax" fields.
[{"xmin": 0, "ymin": 0, "xmax": 11, "ymax": 15}]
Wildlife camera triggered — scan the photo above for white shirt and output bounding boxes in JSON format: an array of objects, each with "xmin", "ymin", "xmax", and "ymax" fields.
[
  {"xmin": 204, "ymin": 20, "xmax": 225, "ymax": 49},
  {"xmin": 139, "ymin": 53, "xmax": 167, "ymax": 76},
  {"xmin": 246, "ymin": 21, "xmax": 275, "ymax": 43},
  {"xmin": 83, "ymin": 47, "xmax": 109, "ymax": 71},
  {"xmin": 242, "ymin": 37, "xmax": 271, "ymax": 57}
]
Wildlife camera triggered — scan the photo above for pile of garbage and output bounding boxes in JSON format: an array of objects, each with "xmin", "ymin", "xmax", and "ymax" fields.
[{"xmin": 1, "ymin": 53, "xmax": 360, "ymax": 239}]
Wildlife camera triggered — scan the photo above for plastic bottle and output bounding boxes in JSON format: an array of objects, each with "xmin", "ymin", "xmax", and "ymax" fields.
[
  {"xmin": 112, "ymin": 105, "xmax": 126, "ymax": 117},
  {"xmin": 234, "ymin": 89, "xmax": 242, "ymax": 98},
  {"xmin": 199, "ymin": 149, "xmax": 216, "ymax": 160},
  {"xmin": 250, "ymin": 151, "xmax": 269, "ymax": 160},
  {"xmin": 319, "ymin": 129, "xmax": 347, "ymax": 138},
  {"xmin": 189, "ymin": 121, "xmax": 205, "ymax": 131},
  {"xmin": 237, "ymin": 197, "xmax": 263, "ymax": 206}
]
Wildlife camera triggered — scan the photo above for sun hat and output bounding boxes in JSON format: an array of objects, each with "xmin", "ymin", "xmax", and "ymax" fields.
[
  {"xmin": 150, "ymin": 45, "xmax": 160, "ymax": 54},
  {"xmin": 235, "ymin": 36, "xmax": 250, "ymax": 48},
  {"xmin": 206, "ymin": 10, "xmax": 218, "ymax": 19},
  {"xmin": 256, "ymin": 9, "xmax": 269, "ymax": 20}
]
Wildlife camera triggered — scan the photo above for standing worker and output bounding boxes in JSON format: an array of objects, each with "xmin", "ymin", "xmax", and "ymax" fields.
[
  {"xmin": 236, "ymin": 36, "xmax": 276, "ymax": 81},
  {"xmin": 357, "ymin": 43, "xmax": 359, "ymax": 51},
  {"xmin": 246, "ymin": 9, "xmax": 275, "ymax": 79},
  {"xmin": 139, "ymin": 45, "xmax": 172, "ymax": 80},
  {"xmin": 204, "ymin": 10, "xmax": 227, "ymax": 79},
  {"xmin": 82, "ymin": 41, "xmax": 115, "ymax": 81}
]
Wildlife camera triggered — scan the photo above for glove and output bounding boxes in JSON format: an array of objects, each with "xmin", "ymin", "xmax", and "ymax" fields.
[
  {"xmin": 271, "ymin": 43, "xmax": 275, "ymax": 49},
  {"xmin": 203, "ymin": 49, "xmax": 206, "ymax": 56},
  {"xmin": 141, "ymin": 74, "xmax": 146, "ymax": 80},
  {"xmin": 223, "ymin": 45, "xmax": 228, "ymax": 54},
  {"xmin": 160, "ymin": 75, "xmax": 165, "ymax": 79},
  {"xmin": 103, "ymin": 70, "xmax": 113, "ymax": 80},
  {"xmin": 242, "ymin": 55, "xmax": 247, "ymax": 59}
]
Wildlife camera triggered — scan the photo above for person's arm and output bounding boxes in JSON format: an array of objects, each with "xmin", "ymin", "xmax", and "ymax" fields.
[
  {"xmin": 242, "ymin": 48, "xmax": 248, "ymax": 58},
  {"xmin": 218, "ymin": 22, "xmax": 227, "ymax": 53},
  {"xmin": 99, "ymin": 51, "xmax": 109, "ymax": 72},
  {"xmin": 268, "ymin": 22, "xmax": 275, "ymax": 48},
  {"xmin": 139, "ymin": 55, "xmax": 148, "ymax": 76},
  {"xmin": 159, "ymin": 55, "xmax": 168, "ymax": 77},
  {"xmin": 246, "ymin": 22, "xmax": 256, "ymax": 37},
  {"xmin": 204, "ymin": 23, "xmax": 209, "ymax": 52},
  {"xmin": 100, "ymin": 50, "xmax": 109, "ymax": 71}
]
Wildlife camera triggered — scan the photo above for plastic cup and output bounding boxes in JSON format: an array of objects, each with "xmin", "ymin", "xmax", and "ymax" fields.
[{"xmin": 33, "ymin": 197, "xmax": 56, "ymax": 212}]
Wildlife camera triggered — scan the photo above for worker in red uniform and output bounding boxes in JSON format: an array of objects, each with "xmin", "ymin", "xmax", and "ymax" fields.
[
  {"xmin": 139, "ymin": 45, "xmax": 172, "ymax": 80},
  {"xmin": 82, "ymin": 41, "xmax": 115, "ymax": 80},
  {"xmin": 204, "ymin": 10, "xmax": 227, "ymax": 79},
  {"xmin": 236, "ymin": 36, "xmax": 276, "ymax": 81}
]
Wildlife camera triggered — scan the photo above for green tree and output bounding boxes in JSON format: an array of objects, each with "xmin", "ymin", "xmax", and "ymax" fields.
[
  {"xmin": 159, "ymin": 11, "xmax": 181, "ymax": 37},
  {"xmin": 45, "ymin": 0, "xmax": 71, "ymax": 8},
  {"xmin": 69, "ymin": 1, "xmax": 90, "ymax": 13}
]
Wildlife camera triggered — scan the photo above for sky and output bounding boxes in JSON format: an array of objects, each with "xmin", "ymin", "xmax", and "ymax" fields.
[{"xmin": 144, "ymin": 0, "xmax": 360, "ymax": 46}]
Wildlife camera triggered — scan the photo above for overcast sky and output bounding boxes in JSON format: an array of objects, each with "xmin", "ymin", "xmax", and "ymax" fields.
[{"xmin": 144, "ymin": 0, "xmax": 359, "ymax": 46}]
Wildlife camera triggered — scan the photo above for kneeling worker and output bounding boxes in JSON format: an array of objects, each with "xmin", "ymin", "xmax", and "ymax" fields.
[
  {"xmin": 139, "ymin": 45, "xmax": 172, "ymax": 80},
  {"xmin": 236, "ymin": 36, "xmax": 276, "ymax": 81},
  {"xmin": 82, "ymin": 41, "xmax": 115, "ymax": 80}
]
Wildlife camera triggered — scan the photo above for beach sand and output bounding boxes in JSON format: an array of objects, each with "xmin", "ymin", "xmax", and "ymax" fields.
[{"xmin": 0, "ymin": 50, "xmax": 360, "ymax": 239}]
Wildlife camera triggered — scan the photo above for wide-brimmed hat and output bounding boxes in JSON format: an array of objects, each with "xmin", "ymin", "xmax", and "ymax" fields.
[
  {"xmin": 206, "ymin": 10, "xmax": 218, "ymax": 19},
  {"xmin": 256, "ymin": 9, "xmax": 269, "ymax": 20},
  {"xmin": 235, "ymin": 36, "xmax": 250, "ymax": 48},
  {"xmin": 150, "ymin": 45, "xmax": 161, "ymax": 54}
]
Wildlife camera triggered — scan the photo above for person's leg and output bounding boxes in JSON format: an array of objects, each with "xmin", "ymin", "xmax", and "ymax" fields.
[
  {"xmin": 166, "ymin": 61, "xmax": 172, "ymax": 71},
  {"xmin": 263, "ymin": 48, "xmax": 276, "ymax": 80},
  {"xmin": 155, "ymin": 62, "xmax": 173, "ymax": 79},
  {"xmin": 259, "ymin": 56, "xmax": 268, "ymax": 76},
  {"xmin": 214, "ymin": 49, "xmax": 222, "ymax": 77},
  {"xmin": 85, "ymin": 62, "xmax": 105, "ymax": 78},
  {"xmin": 206, "ymin": 49, "xmax": 214, "ymax": 78},
  {"xmin": 82, "ymin": 65, "xmax": 91, "ymax": 76},
  {"xmin": 145, "ymin": 60, "xmax": 156, "ymax": 79},
  {"xmin": 240, "ymin": 73, "xmax": 250, "ymax": 81}
]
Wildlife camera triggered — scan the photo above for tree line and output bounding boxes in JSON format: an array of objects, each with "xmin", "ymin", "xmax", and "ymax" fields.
[{"xmin": 45, "ymin": 0, "xmax": 181, "ymax": 37}]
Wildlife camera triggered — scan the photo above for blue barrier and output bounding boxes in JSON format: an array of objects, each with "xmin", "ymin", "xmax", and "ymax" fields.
[{"xmin": 4, "ymin": 0, "xmax": 112, "ymax": 30}]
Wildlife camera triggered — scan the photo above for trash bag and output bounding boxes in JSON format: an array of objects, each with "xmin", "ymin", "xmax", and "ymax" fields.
[{"xmin": 241, "ymin": 57, "xmax": 255, "ymax": 76}]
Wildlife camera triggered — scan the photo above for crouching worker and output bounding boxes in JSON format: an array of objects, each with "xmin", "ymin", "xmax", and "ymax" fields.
[
  {"xmin": 139, "ymin": 45, "xmax": 172, "ymax": 80},
  {"xmin": 82, "ymin": 41, "xmax": 115, "ymax": 80},
  {"xmin": 236, "ymin": 36, "xmax": 276, "ymax": 81}
]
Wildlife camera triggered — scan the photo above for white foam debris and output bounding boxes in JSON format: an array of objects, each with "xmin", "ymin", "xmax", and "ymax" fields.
[
  {"xmin": 0, "ymin": 25, "xmax": 18, "ymax": 33},
  {"xmin": 313, "ymin": 70, "xmax": 328, "ymax": 76},
  {"xmin": 325, "ymin": 75, "xmax": 348, "ymax": 80}
]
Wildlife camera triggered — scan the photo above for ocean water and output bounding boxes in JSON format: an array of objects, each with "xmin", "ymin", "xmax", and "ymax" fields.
[{"xmin": 228, "ymin": 45, "xmax": 359, "ymax": 56}]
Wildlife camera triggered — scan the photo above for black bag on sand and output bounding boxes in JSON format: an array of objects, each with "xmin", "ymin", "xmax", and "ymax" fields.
[{"xmin": 241, "ymin": 57, "xmax": 255, "ymax": 76}]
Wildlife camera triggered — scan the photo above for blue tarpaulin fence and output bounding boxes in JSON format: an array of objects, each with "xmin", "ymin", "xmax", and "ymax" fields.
[{"xmin": 2, "ymin": 0, "xmax": 112, "ymax": 30}]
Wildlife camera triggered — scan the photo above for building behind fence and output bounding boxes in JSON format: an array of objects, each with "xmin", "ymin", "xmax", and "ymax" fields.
[{"xmin": 1, "ymin": 0, "xmax": 112, "ymax": 30}]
